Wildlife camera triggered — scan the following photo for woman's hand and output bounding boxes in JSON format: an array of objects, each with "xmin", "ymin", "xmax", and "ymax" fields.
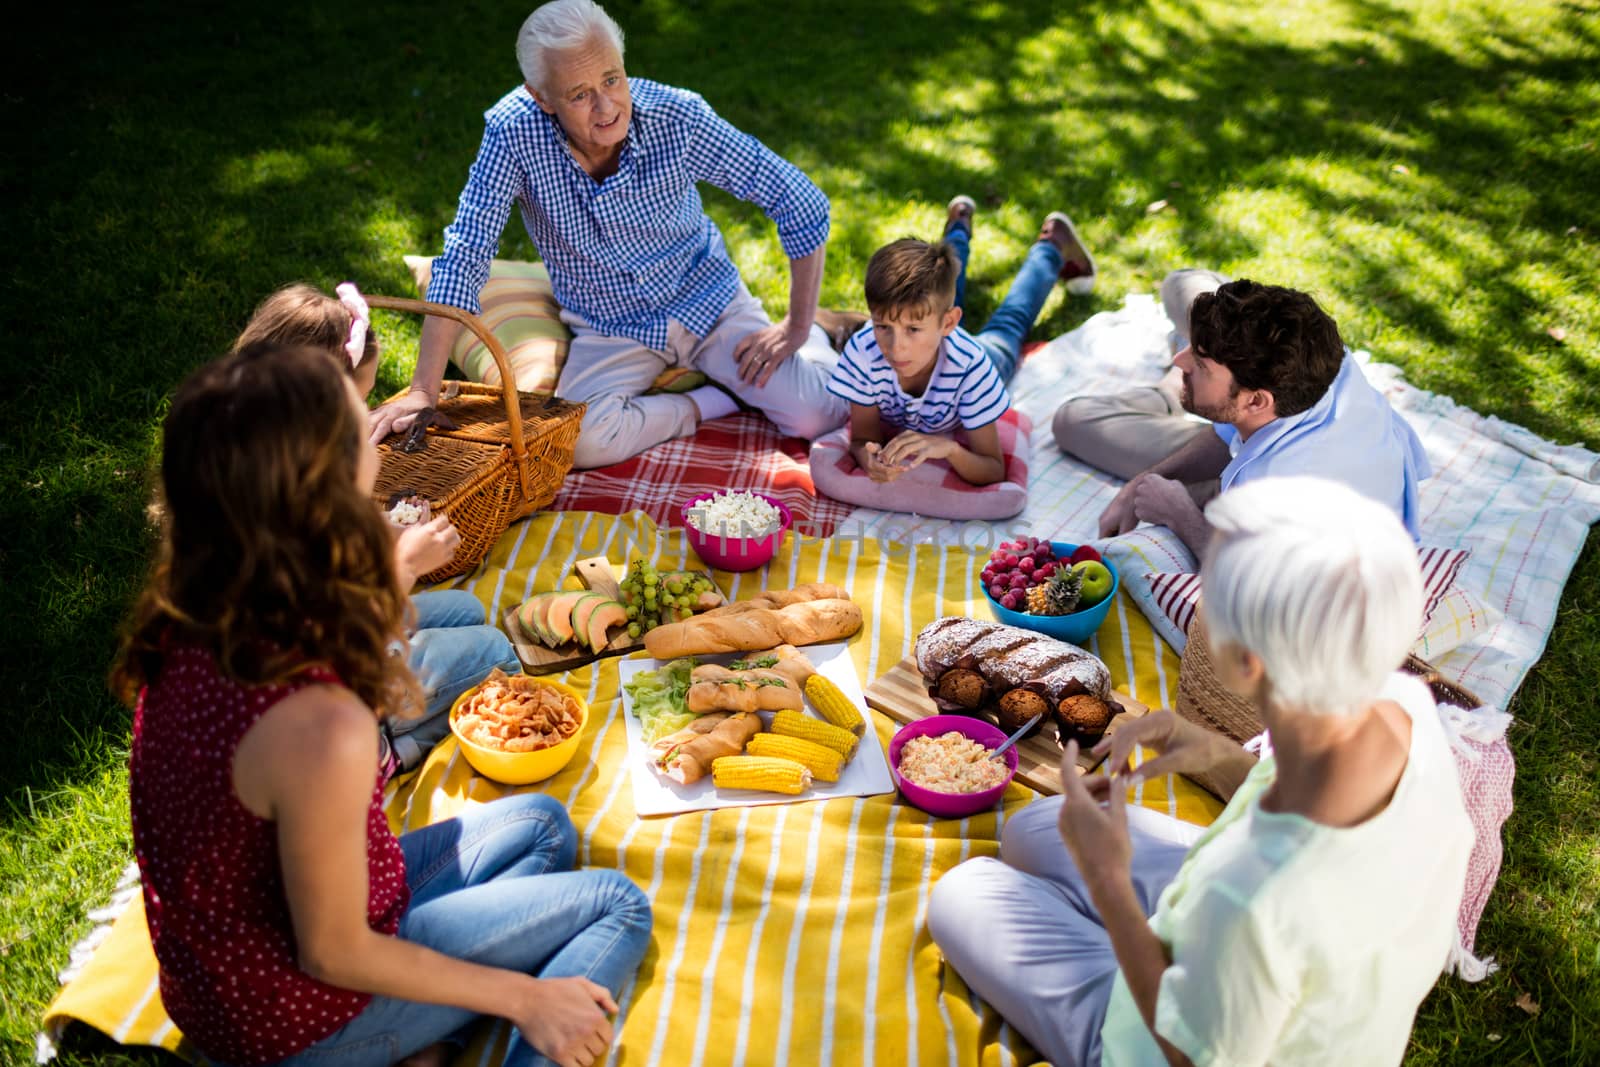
[
  {"xmin": 1092, "ymin": 709, "xmax": 1233, "ymax": 786},
  {"xmin": 510, "ymin": 975, "xmax": 620, "ymax": 1067},
  {"xmin": 396, "ymin": 516, "xmax": 461, "ymax": 585},
  {"xmin": 1057, "ymin": 741, "xmax": 1132, "ymax": 893},
  {"xmin": 879, "ymin": 430, "xmax": 954, "ymax": 472}
]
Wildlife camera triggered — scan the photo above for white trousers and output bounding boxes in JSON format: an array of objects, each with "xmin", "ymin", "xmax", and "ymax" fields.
[
  {"xmin": 927, "ymin": 798, "xmax": 1205, "ymax": 1066},
  {"xmin": 554, "ymin": 284, "xmax": 848, "ymax": 469}
]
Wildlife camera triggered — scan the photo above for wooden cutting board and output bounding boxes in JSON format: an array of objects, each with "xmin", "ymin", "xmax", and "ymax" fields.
[
  {"xmin": 862, "ymin": 657, "xmax": 1147, "ymax": 796},
  {"xmin": 503, "ymin": 557, "xmax": 723, "ymax": 675}
]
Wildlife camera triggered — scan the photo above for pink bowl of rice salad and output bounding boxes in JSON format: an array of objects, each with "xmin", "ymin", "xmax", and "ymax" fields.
[{"xmin": 888, "ymin": 715, "xmax": 1018, "ymax": 818}]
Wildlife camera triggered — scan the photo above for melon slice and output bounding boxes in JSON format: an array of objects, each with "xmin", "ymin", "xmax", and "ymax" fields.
[
  {"xmin": 568, "ymin": 593, "xmax": 609, "ymax": 652},
  {"xmin": 583, "ymin": 600, "xmax": 629, "ymax": 653},
  {"xmin": 543, "ymin": 590, "xmax": 590, "ymax": 646},
  {"xmin": 516, "ymin": 593, "xmax": 562, "ymax": 647}
]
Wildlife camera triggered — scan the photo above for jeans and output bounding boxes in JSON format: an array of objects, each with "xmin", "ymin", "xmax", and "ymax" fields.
[
  {"xmin": 281, "ymin": 793, "xmax": 654, "ymax": 1067},
  {"xmin": 388, "ymin": 590, "xmax": 521, "ymax": 770},
  {"xmin": 946, "ymin": 228, "xmax": 1064, "ymax": 383}
]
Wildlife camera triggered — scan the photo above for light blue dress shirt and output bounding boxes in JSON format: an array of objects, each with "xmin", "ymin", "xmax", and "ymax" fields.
[{"xmin": 1214, "ymin": 354, "xmax": 1432, "ymax": 539}]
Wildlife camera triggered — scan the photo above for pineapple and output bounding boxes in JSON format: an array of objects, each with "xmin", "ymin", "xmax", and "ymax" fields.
[{"xmin": 1026, "ymin": 565, "xmax": 1083, "ymax": 615}]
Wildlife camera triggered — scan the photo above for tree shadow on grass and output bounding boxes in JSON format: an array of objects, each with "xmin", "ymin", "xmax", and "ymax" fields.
[{"xmin": 2, "ymin": 0, "xmax": 1596, "ymax": 1057}]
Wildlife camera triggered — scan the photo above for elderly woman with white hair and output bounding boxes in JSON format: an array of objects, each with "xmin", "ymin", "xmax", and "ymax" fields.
[
  {"xmin": 928, "ymin": 476, "xmax": 1473, "ymax": 1066},
  {"xmin": 370, "ymin": 0, "xmax": 851, "ymax": 468}
]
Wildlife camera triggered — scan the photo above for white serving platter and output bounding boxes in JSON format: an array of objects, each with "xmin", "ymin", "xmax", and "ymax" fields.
[{"xmin": 618, "ymin": 641, "xmax": 895, "ymax": 817}]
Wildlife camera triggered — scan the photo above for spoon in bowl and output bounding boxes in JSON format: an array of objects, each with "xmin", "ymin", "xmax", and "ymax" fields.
[{"xmin": 988, "ymin": 713, "xmax": 1043, "ymax": 763}]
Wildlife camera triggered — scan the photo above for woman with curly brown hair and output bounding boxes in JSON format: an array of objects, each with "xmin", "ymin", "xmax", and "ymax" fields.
[
  {"xmin": 115, "ymin": 346, "xmax": 650, "ymax": 1067},
  {"xmin": 232, "ymin": 282, "xmax": 523, "ymax": 774}
]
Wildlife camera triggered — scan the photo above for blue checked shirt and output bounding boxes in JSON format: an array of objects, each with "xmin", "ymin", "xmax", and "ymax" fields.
[{"xmin": 426, "ymin": 78, "xmax": 831, "ymax": 350}]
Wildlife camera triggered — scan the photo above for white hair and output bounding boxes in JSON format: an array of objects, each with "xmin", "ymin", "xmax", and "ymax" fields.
[
  {"xmin": 516, "ymin": 0, "xmax": 626, "ymax": 92},
  {"xmin": 1201, "ymin": 476, "xmax": 1423, "ymax": 717}
]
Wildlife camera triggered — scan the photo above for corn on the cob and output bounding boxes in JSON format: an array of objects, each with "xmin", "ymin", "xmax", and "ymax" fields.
[
  {"xmin": 770, "ymin": 710, "xmax": 859, "ymax": 760},
  {"xmin": 711, "ymin": 755, "xmax": 812, "ymax": 794},
  {"xmin": 745, "ymin": 733, "xmax": 844, "ymax": 782},
  {"xmin": 804, "ymin": 674, "xmax": 866, "ymax": 736}
]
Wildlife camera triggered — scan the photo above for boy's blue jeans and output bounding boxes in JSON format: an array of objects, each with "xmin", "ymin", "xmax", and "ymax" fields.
[
  {"xmin": 280, "ymin": 794, "xmax": 653, "ymax": 1066},
  {"xmin": 387, "ymin": 590, "xmax": 521, "ymax": 770},
  {"xmin": 946, "ymin": 229, "xmax": 1064, "ymax": 383}
]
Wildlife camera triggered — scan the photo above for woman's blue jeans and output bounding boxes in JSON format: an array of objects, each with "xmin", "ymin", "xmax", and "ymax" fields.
[
  {"xmin": 946, "ymin": 229, "xmax": 1064, "ymax": 383},
  {"xmin": 388, "ymin": 590, "xmax": 521, "ymax": 770},
  {"xmin": 281, "ymin": 793, "xmax": 653, "ymax": 1066}
]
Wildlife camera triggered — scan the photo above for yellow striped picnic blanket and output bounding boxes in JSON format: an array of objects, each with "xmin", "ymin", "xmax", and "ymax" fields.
[{"xmin": 45, "ymin": 511, "xmax": 1223, "ymax": 1064}]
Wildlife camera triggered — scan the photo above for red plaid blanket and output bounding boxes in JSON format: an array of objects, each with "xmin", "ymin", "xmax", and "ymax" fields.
[
  {"xmin": 550, "ymin": 344, "xmax": 1046, "ymax": 535},
  {"xmin": 550, "ymin": 412, "xmax": 858, "ymax": 536}
]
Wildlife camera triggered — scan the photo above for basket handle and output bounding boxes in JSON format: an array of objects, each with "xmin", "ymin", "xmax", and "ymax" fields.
[{"xmin": 363, "ymin": 295, "xmax": 534, "ymax": 502}]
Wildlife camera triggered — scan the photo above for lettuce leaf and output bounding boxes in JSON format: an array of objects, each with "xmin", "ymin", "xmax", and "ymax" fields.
[{"xmin": 623, "ymin": 657, "xmax": 699, "ymax": 743}]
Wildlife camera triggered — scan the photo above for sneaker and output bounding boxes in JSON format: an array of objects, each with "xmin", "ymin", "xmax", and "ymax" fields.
[
  {"xmin": 944, "ymin": 195, "xmax": 977, "ymax": 239},
  {"xmin": 814, "ymin": 308, "xmax": 869, "ymax": 352},
  {"xmin": 1041, "ymin": 212, "xmax": 1097, "ymax": 295}
]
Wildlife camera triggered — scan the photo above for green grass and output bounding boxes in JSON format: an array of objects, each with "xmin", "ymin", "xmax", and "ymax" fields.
[{"xmin": 3, "ymin": 0, "xmax": 1596, "ymax": 1061}]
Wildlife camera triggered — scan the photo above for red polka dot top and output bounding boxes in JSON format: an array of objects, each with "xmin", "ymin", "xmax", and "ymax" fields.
[{"xmin": 129, "ymin": 644, "xmax": 409, "ymax": 1065}]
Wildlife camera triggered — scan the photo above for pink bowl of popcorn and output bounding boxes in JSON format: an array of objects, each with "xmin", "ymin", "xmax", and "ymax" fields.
[{"xmin": 680, "ymin": 490, "xmax": 792, "ymax": 572}]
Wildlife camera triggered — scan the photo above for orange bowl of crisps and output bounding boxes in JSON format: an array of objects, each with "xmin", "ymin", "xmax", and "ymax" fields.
[{"xmin": 448, "ymin": 668, "xmax": 589, "ymax": 785}]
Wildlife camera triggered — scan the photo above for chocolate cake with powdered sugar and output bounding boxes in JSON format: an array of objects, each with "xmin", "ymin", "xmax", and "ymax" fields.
[{"xmin": 914, "ymin": 617, "xmax": 1112, "ymax": 721}]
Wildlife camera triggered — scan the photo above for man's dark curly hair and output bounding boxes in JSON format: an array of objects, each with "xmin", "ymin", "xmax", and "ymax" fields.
[{"xmin": 1188, "ymin": 280, "xmax": 1344, "ymax": 418}]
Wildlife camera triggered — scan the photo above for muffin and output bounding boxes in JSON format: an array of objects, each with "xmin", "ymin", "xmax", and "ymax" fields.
[{"xmin": 1055, "ymin": 693, "xmax": 1118, "ymax": 741}]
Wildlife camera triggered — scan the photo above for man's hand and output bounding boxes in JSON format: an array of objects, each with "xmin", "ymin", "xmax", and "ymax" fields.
[
  {"xmin": 510, "ymin": 975, "xmax": 618, "ymax": 1067},
  {"xmin": 1099, "ymin": 474, "xmax": 1148, "ymax": 538},
  {"xmin": 879, "ymin": 430, "xmax": 954, "ymax": 472},
  {"xmin": 1131, "ymin": 474, "xmax": 1200, "ymax": 532},
  {"xmin": 369, "ymin": 388, "xmax": 435, "ymax": 445},
  {"xmin": 732, "ymin": 317, "xmax": 809, "ymax": 388},
  {"xmin": 1057, "ymin": 741, "xmax": 1133, "ymax": 893}
]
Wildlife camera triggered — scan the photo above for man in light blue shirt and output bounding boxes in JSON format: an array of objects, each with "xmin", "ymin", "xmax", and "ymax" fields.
[
  {"xmin": 1082, "ymin": 277, "xmax": 1430, "ymax": 555},
  {"xmin": 369, "ymin": 0, "xmax": 849, "ymax": 466}
]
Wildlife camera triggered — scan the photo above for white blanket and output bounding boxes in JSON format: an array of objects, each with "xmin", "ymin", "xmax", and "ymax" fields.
[{"xmin": 840, "ymin": 293, "xmax": 1600, "ymax": 714}]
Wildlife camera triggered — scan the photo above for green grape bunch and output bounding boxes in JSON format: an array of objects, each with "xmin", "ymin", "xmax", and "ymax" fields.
[{"xmin": 618, "ymin": 559, "xmax": 718, "ymax": 639}]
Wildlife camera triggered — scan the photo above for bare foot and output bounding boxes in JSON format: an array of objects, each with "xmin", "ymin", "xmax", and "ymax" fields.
[{"xmin": 395, "ymin": 1042, "xmax": 453, "ymax": 1067}]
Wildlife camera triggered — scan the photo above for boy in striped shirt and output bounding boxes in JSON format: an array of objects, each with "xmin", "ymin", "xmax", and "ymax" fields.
[{"xmin": 827, "ymin": 200, "xmax": 1094, "ymax": 485}]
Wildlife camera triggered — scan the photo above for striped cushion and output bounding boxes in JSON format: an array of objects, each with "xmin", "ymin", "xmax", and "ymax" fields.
[
  {"xmin": 1417, "ymin": 545, "xmax": 1470, "ymax": 622},
  {"xmin": 404, "ymin": 256, "xmax": 570, "ymax": 395},
  {"xmin": 1145, "ymin": 544, "xmax": 1476, "ymax": 649}
]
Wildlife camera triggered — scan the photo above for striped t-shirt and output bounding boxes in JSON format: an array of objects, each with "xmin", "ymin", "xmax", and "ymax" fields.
[{"xmin": 826, "ymin": 324, "xmax": 1010, "ymax": 433}]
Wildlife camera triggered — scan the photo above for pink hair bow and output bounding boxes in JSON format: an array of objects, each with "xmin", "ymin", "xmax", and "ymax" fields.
[{"xmin": 336, "ymin": 282, "xmax": 371, "ymax": 369}]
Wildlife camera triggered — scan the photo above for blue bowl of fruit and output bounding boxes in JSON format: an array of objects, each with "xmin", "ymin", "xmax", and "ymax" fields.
[{"xmin": 981, "ymin": 537, "xmax": 1118, "ymax": 646}]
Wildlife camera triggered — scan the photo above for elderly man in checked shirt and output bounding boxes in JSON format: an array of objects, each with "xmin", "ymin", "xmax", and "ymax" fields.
[{"xmin": 369, "ymin": 0, "xmax": 851, "ymax": 467}]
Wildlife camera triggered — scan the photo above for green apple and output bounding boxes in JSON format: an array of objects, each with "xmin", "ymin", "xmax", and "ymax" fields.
[{"xmin": 1071, "ymin": 560, "xmax": 1114, "ymax": 607}]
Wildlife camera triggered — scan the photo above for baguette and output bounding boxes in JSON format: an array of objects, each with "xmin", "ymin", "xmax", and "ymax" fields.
[
  {"xmin": 686, "ymin": 673, "xmax": 802, "ymax": 713},
  {"xmin": 644, "ymin": 599, "xmax": 862, "ymax": 658},
  {"xmin": 650, "ymin": 711, "xmax": 763, "ymax": 784}
]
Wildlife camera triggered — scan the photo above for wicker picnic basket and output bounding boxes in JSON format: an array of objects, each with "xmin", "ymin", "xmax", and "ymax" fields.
[
  {"xmin": 1177, "ymin": 610, "xmax": 1484, "ymax": 746},
  {"xmin": 367, "ymin": 296, "xmax": 584, "ymax": 584}
]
